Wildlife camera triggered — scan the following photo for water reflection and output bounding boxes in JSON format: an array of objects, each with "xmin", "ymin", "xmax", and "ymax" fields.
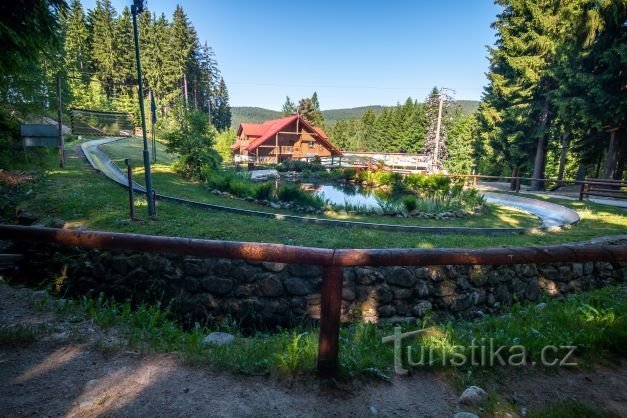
[{"xmin": 309, "ymin": 183, "xmax": 393, "ymax": 209}]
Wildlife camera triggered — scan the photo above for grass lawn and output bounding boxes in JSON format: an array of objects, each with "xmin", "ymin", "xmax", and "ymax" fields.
[
  {"xmin": 100, "ymin": 138, "xmax": 538, "ymax": 228},
  {"xmin": 5, "ymin": 138, "xmax": 627, "ymax": 248}
]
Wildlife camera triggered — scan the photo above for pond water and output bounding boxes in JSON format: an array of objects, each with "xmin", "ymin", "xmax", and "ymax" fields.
[{"xmin": 303, "ymin": 183, "xmax": 394, "ymax": 209}]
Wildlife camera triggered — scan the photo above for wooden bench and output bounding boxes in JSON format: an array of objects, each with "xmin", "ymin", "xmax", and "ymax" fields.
[{"xmin": 579, "ymin": 178, "xmax": 627, "ymax": 201}]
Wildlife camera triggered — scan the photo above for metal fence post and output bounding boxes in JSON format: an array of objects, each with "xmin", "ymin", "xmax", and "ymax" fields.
[{"xmin": 317, "ymin": 265, "xmax": 343, "ymax": 378}]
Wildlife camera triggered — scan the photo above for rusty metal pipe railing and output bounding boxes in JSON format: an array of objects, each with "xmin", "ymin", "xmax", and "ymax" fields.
[{"xmin": 1, "ymin": 224, "xmax": 626, "ymax": 378}]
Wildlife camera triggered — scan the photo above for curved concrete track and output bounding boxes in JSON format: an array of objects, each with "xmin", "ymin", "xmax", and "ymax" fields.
[{"xmin": 81, "ymin": 137, "xmax": 580, "ymax": 235}]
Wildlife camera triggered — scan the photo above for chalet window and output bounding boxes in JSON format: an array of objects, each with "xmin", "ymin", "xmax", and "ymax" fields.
[{"xmin": 308, "ymin": 141, "xmax": 315, "ymax": 148}]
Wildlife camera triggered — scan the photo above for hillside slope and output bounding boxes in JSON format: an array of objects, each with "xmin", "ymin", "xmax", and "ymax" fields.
[{"xmin": 230, "ymin": 101, "xmax": 479, "ymax": 129}]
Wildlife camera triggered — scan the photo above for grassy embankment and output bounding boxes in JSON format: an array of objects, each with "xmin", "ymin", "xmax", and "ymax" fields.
[{"xmin": 4, "ymin": 137, "xmax": 626, "ymax": 248}]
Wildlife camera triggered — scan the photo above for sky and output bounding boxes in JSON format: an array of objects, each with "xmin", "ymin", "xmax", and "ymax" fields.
[{"xmin": 82, "ymin": 0, "xmax": 502, "ymax": 110}]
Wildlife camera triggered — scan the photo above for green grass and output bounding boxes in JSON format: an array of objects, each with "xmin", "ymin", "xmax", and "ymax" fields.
[
  {"xmin": 43, "ymin": 285, "xmax": 627, "ymax": 379},
  {"xmin": 102, "ymin": 138, "xmax": 538, "ymax": 228},
  {"xmin": 0, "ymin": 324, "xmax": 42, "ymax": 345},
  {"xmin": 5, "ymin": 137, "xmax": 626, "ymax": 248},
  {"xmin": 529, "ymin": 401, "xmax": 621, "ymax": 418}
]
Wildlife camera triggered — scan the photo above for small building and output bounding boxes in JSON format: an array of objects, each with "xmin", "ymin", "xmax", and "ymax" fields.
[{"xmin": 231, "ymin": 115, "xmax": 342, "ymax": 164}]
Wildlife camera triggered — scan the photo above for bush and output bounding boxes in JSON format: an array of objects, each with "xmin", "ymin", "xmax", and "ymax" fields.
[
  {"xmin": 277, "ymin": 183, "xmax": 324, "ymax": 209},
  {"xmin": 402, "ymin": 195, "xmax": 417, "ymax": 212},
  {"xmin": 253, "ymin": 182, "xmax": 274, "ymax": 201},
  {"xmin": 277, "ymin": 159, "xmax": 325, "ymax": 173}
]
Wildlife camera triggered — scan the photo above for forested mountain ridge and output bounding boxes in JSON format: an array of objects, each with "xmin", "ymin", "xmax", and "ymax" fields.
[{"xmin": 231, "ymin": 101, "xmax": 478, "ymax": 129}]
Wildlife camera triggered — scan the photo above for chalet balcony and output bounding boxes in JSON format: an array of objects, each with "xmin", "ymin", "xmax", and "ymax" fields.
[{"xmin": 270, "ymin": 146, "xmax": 296, "ymax": 155}]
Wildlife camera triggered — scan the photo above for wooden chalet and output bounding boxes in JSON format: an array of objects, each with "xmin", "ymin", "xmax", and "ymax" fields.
[{"xmin": 231, "ymin": 115, "xmax": 342, "ymax": 164}]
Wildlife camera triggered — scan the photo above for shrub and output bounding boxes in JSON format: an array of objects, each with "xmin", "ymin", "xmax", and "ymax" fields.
[
  {"xmin": 277, "ymin": 159, "xmax": 326, "ymax": 173},
  {"xmin": 402, "ymin": 196, "xmax": 418, "ymax": 212},
  {"xmin": 253, "ymin": 182, "xmax": 274, "ymax": 201},
  {"xmin": 277, "ymin": 183, "xmax": 324, "ymax": 209},
  {"xmin": 227, "ymin": 178, "xmax": 253, "ymax": 198}
]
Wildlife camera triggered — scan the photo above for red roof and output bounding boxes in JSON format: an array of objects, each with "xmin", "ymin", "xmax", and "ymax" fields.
[{"xmin": 235, "ymin": 115, "xmax": 341, "ymax": 155}]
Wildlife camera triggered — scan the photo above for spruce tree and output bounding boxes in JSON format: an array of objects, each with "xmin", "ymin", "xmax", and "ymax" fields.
[
  {"xmin": 423, "ymin": 88, "xmax": 451, "ymax": 171},
  {"xmin": 88, "ymin": 0, "xmax": 117, "ymax": 99},
  {"xmin": 213, "ymin": 77, "xmax": 231, "ymax": 131},
  {"xmin": 61, "ymin": 0, "xmax": 90, "ymax": 108},
  {"xmin": 281, "ymin": 96, "xmax": 296, "ymax": 116}
]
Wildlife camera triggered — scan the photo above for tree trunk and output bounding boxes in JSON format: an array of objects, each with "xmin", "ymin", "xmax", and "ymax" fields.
[
  {"xmin": 509, "ymin": 166, "xmax": 518, "ymax": 191},
  {"xmin": 614, "ymin": 130, "xmax": 626, "ymax": 180},
  {"xmin": 603, "ymin": 129, "xmax": 618, "ymax": 179},
  {"xmin": 530, "ymin": 98, "xmax": 550, "ymax": 190},
  {"xmin": 557, "ymin": 132, "xmax": 570, "ymax": 181},
  {"xmin": 183, "ymin": 73, "xmax": 189, "ymax": 107},
  {"xmin": 576, "ymin": 161, "xmax": 587, "ymax": 181}
]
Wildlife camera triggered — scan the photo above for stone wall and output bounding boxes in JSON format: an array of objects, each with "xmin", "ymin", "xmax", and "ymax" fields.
[{"xmin": 15, "ymin": 243, "xmax": 627, "ymax": 327}]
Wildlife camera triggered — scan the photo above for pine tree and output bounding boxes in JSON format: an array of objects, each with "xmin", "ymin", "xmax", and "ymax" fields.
[
  {"xmin": 446, "ymin": 113, "xmax": 476, "ymax": 174},
  {"xmin": 423, "ymin": 88, "xmax": 451, "ymax": 171},
  {"xmin": 88, "ymin": 0, "xmax": 118, "ymax": 99},
  {"xmin": 281, "ymin": 96, "xmax": 296, "ymax": 116},
  {"xmin": 213, "ymin": 77, "xmax": 231, "ymax": 131},
  {"xmin": 168, "ymin": 5, "xmax": 196, "ymax": 106},
  {"xmin": 61, "ymin": 0, "xmax": 91, "ymax": 108}
]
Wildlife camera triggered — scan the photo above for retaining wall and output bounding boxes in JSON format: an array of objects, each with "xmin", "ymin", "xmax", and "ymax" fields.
[{"xmin": 15, "ymin": 243, "xmax": 626, "ymax": 327}]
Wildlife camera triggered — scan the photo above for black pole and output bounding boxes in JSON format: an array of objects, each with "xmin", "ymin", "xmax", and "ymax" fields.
[{"xmin": 131, "ymin": 3, "xmax": 155, "ymax": 217}]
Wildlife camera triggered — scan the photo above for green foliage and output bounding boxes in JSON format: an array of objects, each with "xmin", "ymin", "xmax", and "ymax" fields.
[
  {"xmin": 0, "ymin": 324, "xmax": 41, "ymax": 346},
  {"xmin": 276, "ymin": 159, "xmax": 325, "ymax": 173},
  {"xmin": 281, "ymin": 96, "xmax": 296, "ymax": 117},
  {"xmin": 297, "ymin": 93, "xmax": 324, "ymax": 126},
  {"xmin": 476, "ymin": 0, "xmax": 626, "ymax": 181},
  {"xmin": 165, "ymin": 104, "xmax": 221, "ymax": 180},
  {"xmin": 214, "ymin": 129, "xmax": 237, "ymax": 162},
  {"xmin": 50, "ymin": 285, "xmax": 627, "ymax": 380},
  {"xmin": 401, "ymin": 195, "xmax": 417, "ymax": 212},
  {"xmin": 0, "ymin": 0, "xmax": 65, "ymax": 75},
  {"xmin": 277, "ymin": 183, "xmax": 324, "ymax": 208},
  {"xmin": 253, "ymin": 182, "xmax": 273, "ymax": 201}
]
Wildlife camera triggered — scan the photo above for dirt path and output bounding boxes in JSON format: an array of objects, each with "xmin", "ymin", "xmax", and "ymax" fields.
[
  {"xmin": 0, "ymin": 282, "xmax": 458, "ymax": 417},
  {"xmin": 1, "ymin": 282, "xmax": 626, "ymax": 417}
]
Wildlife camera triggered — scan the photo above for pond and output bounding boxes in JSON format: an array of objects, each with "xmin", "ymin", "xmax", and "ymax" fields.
[{"xmin": 308, "ymin": 183, "xmax": 391, "ymax": 209}]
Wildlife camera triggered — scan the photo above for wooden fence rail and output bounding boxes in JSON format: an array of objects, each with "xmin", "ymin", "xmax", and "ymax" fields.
[{"xmin": 1, "ymin": 224, "xmax": 626, "ymax": 377}]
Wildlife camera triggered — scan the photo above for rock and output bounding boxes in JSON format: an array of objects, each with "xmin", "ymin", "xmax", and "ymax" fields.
[
  {"xmin": 369, "ymin": 405, "xmax": 378, "ymax": 415},
  {"xmin": 356, "ymin": 267, "xmax": 383, "ymax": 285},
  {"xmin": 453, "ymin": 413, "xmax": 479, "ymax": 418},
  {"xmin": 378, "ymin": 305, "xmax": 396, "ymax": 317},
  {"xmin": 261, "ymin": 262, "xmax": 286, "ymax": 272},
  {"xmin": 201, "ymin": 277, "xmax": 233, "ymax": 295},
  {"xmin": 415, "ymin": 280, "xmax": 430, "ymax": 297},
  {"xmin": 412, "ymin": 301, "xmax": 432, "ymax": 317},
  {"xmin": 393, "ymin": 288, "xmax": 413, "ymax": 299},
  {"xmin": 459, "ymin": 386, "xmax": 488, "ymax": 405},
  {"xmin": 341, "ymin": 287, "xmax": 356, "ymax": 301},
  {"xmin": 184, "ymin": 258, "xmax": 210, "ymax": 276},
  {"xmin": 202, "ymin": 332, "xmax": 235, "ymax": 346},
  {"xmin": 376, "ymin": 286, "xmax": 394, "ymax": 304},
  {"xmin": 535, "ymin": 302, "xmax": 547, "ymax": 310},
  {"xmin": 283, "ymin": 277, "xmax": 309, "ymax": 296},
  {"xmin": 258, "ymin": 276, "xmax": 284, "ymax": 297},
  {"xmin": 525, "ymin": 279, "xmax": 540, "ymax": 301},
  {"xmin": 31, "ymin": 290, "xmax": 48, "ymax": 300},
  {"xmin": 385, "ymin": 267, "xmax": 416, "ymax": 288},
  {"xmin": 212, "ymin": 259, "xmax": 232, "ymax": 276},
  {"xmin": 269, "ymin": 202, "xmax": 281, "ymax": 209},
  {"xmin": 288, "ymin": 264, "xmax": 323, "ymax": 278}
]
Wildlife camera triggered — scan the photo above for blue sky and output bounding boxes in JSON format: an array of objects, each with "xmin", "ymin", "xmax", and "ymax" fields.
[{"xmin": 83, "ymin": 0, "xmax": 501, "ymax": 110}]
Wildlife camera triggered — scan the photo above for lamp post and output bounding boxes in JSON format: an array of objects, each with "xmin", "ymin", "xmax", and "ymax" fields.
[{"xmin": 131, "ymin": 0, "xmax": 155, "ymax": 217}]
